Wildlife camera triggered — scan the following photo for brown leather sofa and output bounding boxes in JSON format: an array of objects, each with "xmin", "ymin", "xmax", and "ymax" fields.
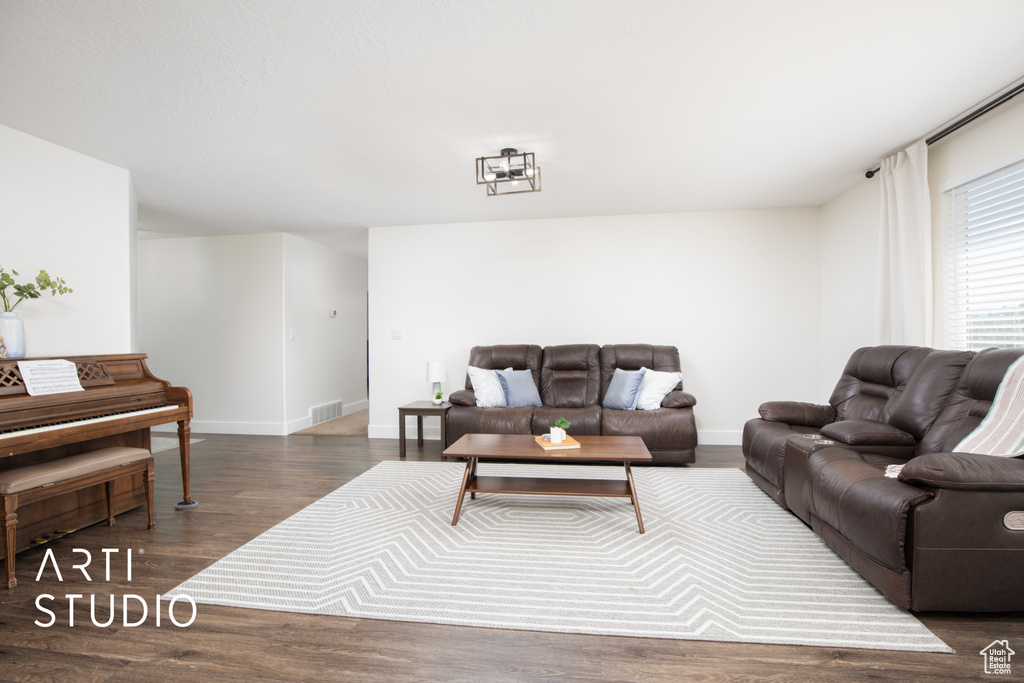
[
  {"xmin": 447, "ymin": 344, "xmax": 697, "ymax": 464},
  {"xmin": 743, "ymin": 345, "xmax": 1024, "ymax": 611}
]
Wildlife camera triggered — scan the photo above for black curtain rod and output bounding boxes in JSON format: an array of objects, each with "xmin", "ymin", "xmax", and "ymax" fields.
[{"xmin": 865, "ymin": 78, "xmax": 1024, "ymax": 179}]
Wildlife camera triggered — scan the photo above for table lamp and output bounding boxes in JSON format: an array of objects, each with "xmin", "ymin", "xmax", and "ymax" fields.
[{"xmin": 427, "ymin": 360, "xmax": 448, "ymax": 400}]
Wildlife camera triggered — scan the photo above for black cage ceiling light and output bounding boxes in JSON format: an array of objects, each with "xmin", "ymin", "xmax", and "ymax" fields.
[{"xmin": 476, "ymin": 148, "xmax": 541, "ymax": 196}]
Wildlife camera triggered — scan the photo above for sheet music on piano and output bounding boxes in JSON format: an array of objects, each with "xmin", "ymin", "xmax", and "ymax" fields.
[{"xmin": 17, "ymin": 359, "xmax": 84, "ymax": 396}]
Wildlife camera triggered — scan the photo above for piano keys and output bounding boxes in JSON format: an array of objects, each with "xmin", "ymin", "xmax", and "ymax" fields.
[
  {"xmin": 0, "ymin": 353, "xmax": 193, "ymax": 559},
  {"xmin": 0, "ymin": 405, "xmax": 180, "ymax": 446}
]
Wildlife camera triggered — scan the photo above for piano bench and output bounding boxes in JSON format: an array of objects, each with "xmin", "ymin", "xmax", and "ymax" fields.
[{"xmin": 1, "ymin": 446, "xmax": 154, "ymax": 589}]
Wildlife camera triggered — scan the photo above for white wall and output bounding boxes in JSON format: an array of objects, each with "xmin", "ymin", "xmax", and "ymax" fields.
[
  {"xmin": 138, "ymin": 233, "xmax": 286, "ymax": 433},
  {"xmin": 283, "ymin": 233, "xmax": 368, "ymax": 431},
  {"xmin": 819, "ymin": 179, "xmax": 881, "ymax": 396},
  {"xmin": 0, "ymin": 124, "xmax": 133, "ymax": 356},
  {"xmin": 368, "ymin": 210, "xmax": 822, "ymax": 445},
  {"xmin": 928, "ymin": 93, "xmax": 1024, "ymax": 348},
  {"xmin": 138, "ymin": 231, "xmax": 368, "ymax": 435},
  {"xmin": 129, "ymin": 177, "xmax": 139, "ymax": 352}
]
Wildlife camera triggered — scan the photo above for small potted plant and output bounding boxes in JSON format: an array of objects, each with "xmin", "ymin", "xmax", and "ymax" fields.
[
  {"xmin": 433, "ymin": 390, "xmax": 443, "ymax": 405},
  {"xmin": 550, "ymin": 416, "xmax": 571, "ymax": 443},
  {"xmin": 0, "ymin": 266, "xmax": 72, "ymax": 359}
]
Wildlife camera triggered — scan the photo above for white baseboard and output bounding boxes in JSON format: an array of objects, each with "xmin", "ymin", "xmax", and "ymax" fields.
[
  {"xmin": 369, "ymin": 424, "xmax": 441, "ymax": 440},
  {"xmin": 342, "ymin": 399, "xmax": 368, "ymax": 416},
  {"xmin": 152, "ymin": 400, "xmax": 372, "ymax": 437},
  {"xmin": 153, "ymin": 421, "xmax": 291, "ymax": 436},
  {"xmin": 697, "ymin": 430, "xmax": 742, "ymax": 446}
]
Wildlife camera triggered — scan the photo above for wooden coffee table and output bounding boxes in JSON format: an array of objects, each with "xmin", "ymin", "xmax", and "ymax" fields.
[{"xmin": 442, "ymin": 434, "xmax": 653, "ymax": 533}]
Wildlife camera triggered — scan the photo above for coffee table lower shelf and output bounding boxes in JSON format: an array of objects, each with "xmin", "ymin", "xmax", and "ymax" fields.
[{"xmin": 467, "ymin": 475, "xmax": 632, "ymax": 497}]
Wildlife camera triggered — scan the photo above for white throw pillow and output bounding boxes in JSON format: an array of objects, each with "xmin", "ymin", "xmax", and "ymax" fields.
[
  {"xmin": 467, "ymin": 365, "xmax": 512, "ymax": 408},
  {"xmin": 635, "ymin": 369, "xmax": 682, "ymax": 411}
]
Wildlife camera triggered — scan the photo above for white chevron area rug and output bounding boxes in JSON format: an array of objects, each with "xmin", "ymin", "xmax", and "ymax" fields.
[{"xmin": 167, "ymin": 462, "xmax": 951, "ymax": 653}]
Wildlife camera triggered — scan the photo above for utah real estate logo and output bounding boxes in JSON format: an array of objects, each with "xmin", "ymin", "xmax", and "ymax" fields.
[{"xmin": 980, "ymin": 640, "xmax": 1014, "ymax": 676}]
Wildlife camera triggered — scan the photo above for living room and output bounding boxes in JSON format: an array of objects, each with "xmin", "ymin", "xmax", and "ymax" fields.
[{"xmin": 3, "ymin": 1, "xmax": 1024, "ymax": 680}]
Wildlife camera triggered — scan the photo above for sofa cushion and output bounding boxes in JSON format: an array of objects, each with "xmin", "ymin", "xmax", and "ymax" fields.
[
  {"xmin": 828, "ymin": 346, "xmax": 931, "ymax": 422},
  {"xmin": 446, "ymin": 405, "xmax": 535, "ymax": 446},
  {"xmin": 636, "ymin": 369, "xmax": 683, "ymax": 411},
  {"xmin": 600, "ymin": 344, "xmax": 681, "ymax": 402},
  {"xmin": 661, "ymin": 390, "xmax": 697, "ymax": 409},
  {"xmin": 603, "ymin": 368, "xmax": 646, "ymax": 410},
  {"xmin": 899, "ymin": 452, "xmax": 1024, "ymax": 491},
  {"xmin": 758, "ymin": 401, "xmax": 836, "ymax": 426},
  {"xmin": 464, "ymin": 345, "xmax": 543, "ymax": 390},
  {"xmin": 467, "ymin": 365, "xmax": 509, "ymax": 408},
  {"xmin": 496, "ymin": 369, "xmax": 543, "ymax": 409},
  {"xmin": 886, "ymin": 350, "xmax": 973, "ymax": 440},
  {"xmin": 532, "ymin": 405, "xmax": 602, "ymax": 437},
  {"xmin": 819, "ymin": 420, "xmax": 916, "ymax": 447},
  {"xmin": 447, "ymin": 389, "xmax": 476, "ymax": 407},
  {"xmin": 805, "ymin": 447, "xmax": 933, "ymax": 573},
  {"xmin": 602, "ymin": 407, "xmax": 694, "ymax": 452},
  {"xmin": 539, "ymin": 344, "xmax": 601, "ymax": 408},
  {"xmin": 917, "ymin": 348, "xmax": 1024, "ymax": 454}
]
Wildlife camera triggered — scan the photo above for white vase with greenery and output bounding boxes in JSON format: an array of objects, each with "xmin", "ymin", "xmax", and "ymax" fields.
[
  {"xmin": 0, "ymin": 266, "xmax": 72, "ymax": 359},
  {"xmin": 550, "ymin": 416, "xmax": 571, "ymax": 443}
]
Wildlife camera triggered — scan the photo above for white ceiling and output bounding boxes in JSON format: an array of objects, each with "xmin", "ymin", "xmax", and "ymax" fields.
[{"xmin": 3, "ymin": 1, "xmax": 1024, "ymax": 256}]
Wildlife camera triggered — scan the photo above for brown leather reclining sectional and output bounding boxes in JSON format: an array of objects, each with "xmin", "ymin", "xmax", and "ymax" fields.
[
  {"xmin": 743, "ymin": 345, "xmax": 1024, "ymax": 612},
  {"xmin": 446, "ymin": 344, "xmax": 698, "ymax": 464}
]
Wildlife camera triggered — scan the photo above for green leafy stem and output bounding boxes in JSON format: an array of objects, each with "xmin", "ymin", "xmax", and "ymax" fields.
[{"xmin": 0, "ymin": 266, "xmax": 73, "ymax": 313}]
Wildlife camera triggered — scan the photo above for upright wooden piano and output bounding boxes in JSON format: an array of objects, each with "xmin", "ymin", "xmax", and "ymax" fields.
[{"xmin": 0, "ymin": 353, "xmax": 193, "ymax": 559}]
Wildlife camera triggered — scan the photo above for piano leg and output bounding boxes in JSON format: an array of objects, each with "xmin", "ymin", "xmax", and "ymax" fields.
[
  {"xmin": 145, "ymin": 458, "xmax": 156, "ymax": 529},
  {"xmin": 105, "ymin": 481, "xmax": 115, "ymax": 525},
  {"xmin": 174, "ymin": 419, "xmax": 198, "ymax": 510},
  {"xmin": 3, "ymin": 495, "xmax": 16, "ymax": 588}
]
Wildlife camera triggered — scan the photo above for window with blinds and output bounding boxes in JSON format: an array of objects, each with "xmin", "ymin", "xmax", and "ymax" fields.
[{"xmin": 945, "ymin": 158, "xmax": 1024, "ymax": 350}]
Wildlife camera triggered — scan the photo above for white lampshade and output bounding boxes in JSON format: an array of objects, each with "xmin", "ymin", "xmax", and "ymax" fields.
[{"xmin": 426, "ymin": 360, "xmax": 448, "ymax": 384}]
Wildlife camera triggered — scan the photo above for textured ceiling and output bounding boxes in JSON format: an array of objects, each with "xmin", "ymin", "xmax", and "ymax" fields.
[{"xmin": 3, "ymin": 0, "xmax": 1024, "ymax": 255}]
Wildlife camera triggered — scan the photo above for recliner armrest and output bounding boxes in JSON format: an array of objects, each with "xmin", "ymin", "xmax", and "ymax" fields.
[
  {"xmin": 661, "ymin": 390, "xmax": 696, "ymax": 408},
  {"xmin": 899, "ymin": 452, "xmax": 1024, "ymax": 491},
  {"xmin": 820, "ymin": 419, "xmax": 916, "ymax": 447},
  {"xmin": 448, "ymin": 389, "xmax": 477, "ymax": 407},
  {"xmin": 758, "ymin": 401, "xmax": 836, "ymax": 427}
]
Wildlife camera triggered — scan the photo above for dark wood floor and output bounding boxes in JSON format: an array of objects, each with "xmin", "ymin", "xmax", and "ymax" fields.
[{"xmin": 2, "ymin": 435, "xmax": 1021, "ymax": 682}]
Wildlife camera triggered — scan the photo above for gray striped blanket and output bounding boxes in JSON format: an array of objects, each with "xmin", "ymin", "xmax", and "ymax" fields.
[{"xmin": 955, "ymin": 355, "xmax": 1024, "ymax": 456}]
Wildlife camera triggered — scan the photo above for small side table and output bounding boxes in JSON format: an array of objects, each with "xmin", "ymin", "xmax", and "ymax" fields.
[{"xmin": 398, "ymin": 401, "xmax": 451, "ymax": 459}]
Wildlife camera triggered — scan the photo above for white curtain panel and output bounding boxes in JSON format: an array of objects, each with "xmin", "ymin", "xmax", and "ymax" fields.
[{"xmin": 875, "ymin": 139, "xmax": 932, "ymax": 346}]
